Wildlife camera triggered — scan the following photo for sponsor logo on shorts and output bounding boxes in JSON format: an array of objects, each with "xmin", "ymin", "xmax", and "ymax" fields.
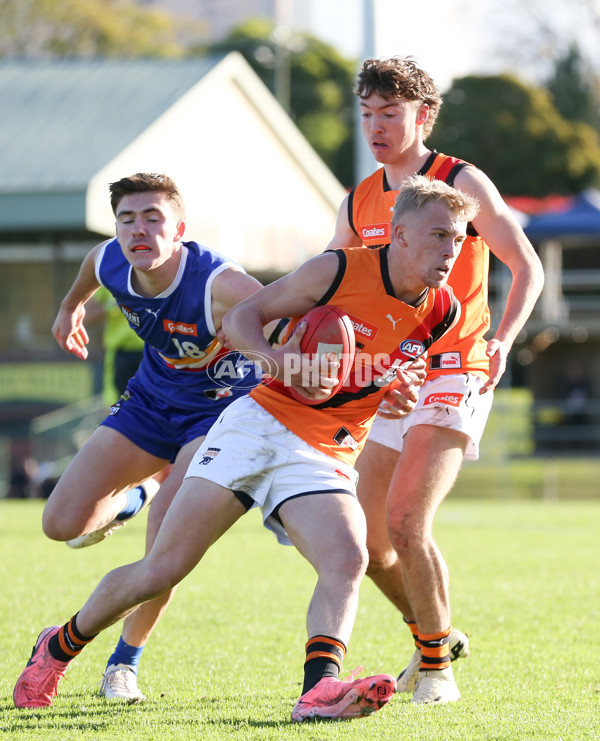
[
  {"xmin": 424, "ymin": 392, "xmax": 464, "ymax": 407},
  {"xmin": 199, "ymin": 447, "xmax": 220, "ymax": 465},
  {"xmin": 400, "ymin": 339, "xmax": 425, "ymax": 359},
  {"xmin": 360, "ymin": 223, "xmax": 389, "ymax": 241},
  {"xmin": 163, "ymin": 319, "xmax": 198, "ymax": 336},
  {"xmin": 108, "ymin": 390, "xmax": 130, "ymax": 415},
  {"xmin": 120, "ymin": 304, "xmax": 141, "ymax": 327},
  {"xmin": 335, "ymin": 469, "xmax": 351, "ymax": 481},
  {"xmin": 347, "ymin": 313, "xmax": 379, "ymax": 340},
  {"xmin": 333, "ymin": 427, "xmax": 359, "ymax": 450}
]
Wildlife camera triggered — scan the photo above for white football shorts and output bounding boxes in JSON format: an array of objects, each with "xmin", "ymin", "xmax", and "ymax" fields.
[
  {"xmin": 185, "ymin": 395, "xmax": 358, "ymax": 545},
  {"xmin": 367, "ymin": 373, "xmax": 494, "ymax": 460}
]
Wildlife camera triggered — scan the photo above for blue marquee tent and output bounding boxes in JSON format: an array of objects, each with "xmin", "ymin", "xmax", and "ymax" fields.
[{"xmin": 524, "ymin": 189, "xmax": 600, "ymax": 242}]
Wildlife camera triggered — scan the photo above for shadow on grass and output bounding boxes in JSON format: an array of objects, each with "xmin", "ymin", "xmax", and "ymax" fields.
[{"xmin": 2, "ymin": 692, "xmax": 296, "ymax": 733}]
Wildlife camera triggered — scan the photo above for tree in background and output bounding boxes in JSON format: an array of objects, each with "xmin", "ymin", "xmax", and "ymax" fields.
[
  {"xmin": 199, "ymin": 18, "xmax": 356, "ymax": 188},
  {"xmin": 0, "ymin": 0, "xmax": 194, "ymax": 58},
  {"xmin": 546, "ymin": 43, "xmax": 600, "ymax": 131},
  {"xmin": 429, "ymin": 74, "xmax": 600, "ymax": 196},
  {"xmin": 487, "ymin": 0, "xmax": 600, "ymax": 83}
]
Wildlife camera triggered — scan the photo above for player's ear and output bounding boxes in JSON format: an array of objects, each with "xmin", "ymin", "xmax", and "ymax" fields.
[
  {"xmin": 416, "ymin": 103, "xmax": 429, "ymax": 125},
  {"xmin": 175, "ymin": 219, "xmax": 186, "ymax": 241},
  {"xmin": 393, "ymin": 222, "xmax": 407, "ymax": 246}
]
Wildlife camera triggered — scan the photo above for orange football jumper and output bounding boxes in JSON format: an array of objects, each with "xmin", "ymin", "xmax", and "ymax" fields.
[
  {"xmin": 348, "ymin": 151, "xmax": 490, "ymax": 381},
  {"xmin": 251, "ymin": 247, "xmax": 459, "ymax": 466}
]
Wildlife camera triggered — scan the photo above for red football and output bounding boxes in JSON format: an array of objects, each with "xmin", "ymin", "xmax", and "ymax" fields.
[{"xmin": 289, "ymin": 305, "xmax": 356, "ymax": 405}]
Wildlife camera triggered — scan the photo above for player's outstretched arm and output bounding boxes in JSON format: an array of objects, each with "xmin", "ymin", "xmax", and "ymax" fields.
[
  {"xmin": 454, "ymin": 166, "xmax": 544, "ymax": 393},
  {"xmin": 52, "ymin": 243, "xmax": 104, "ymax": 360}
]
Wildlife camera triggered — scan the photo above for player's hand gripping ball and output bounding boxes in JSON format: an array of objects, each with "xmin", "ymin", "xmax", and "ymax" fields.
[{"xmin": 289, "ymin": 305, "xmax": 356, "ymax": 405}]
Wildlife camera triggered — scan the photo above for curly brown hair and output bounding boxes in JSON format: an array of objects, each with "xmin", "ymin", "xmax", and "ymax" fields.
[{"xmin": 354, "ymin": 57, "xmax": 442, "ymax": 139}]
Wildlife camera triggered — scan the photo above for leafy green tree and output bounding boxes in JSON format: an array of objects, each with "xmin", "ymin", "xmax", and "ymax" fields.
[
  {"xmin": 429, "ymin": 74, "xmax": 600, "ymax": 196},
  {"xmin": 198, "ymin": 18, "xmax": 356, "ymax": 187},
  {"xmin": 546, "ymin": 43, "xmax": 600, "ymax": 130},
  {"xmin": 0, "ymin": 0, "xmax": 190, "ymax": 58}
]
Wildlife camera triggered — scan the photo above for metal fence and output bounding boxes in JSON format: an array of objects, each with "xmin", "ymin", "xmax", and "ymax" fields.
[{"xmin": 28, "ymin": 395, "xmax": 107, "ymax": 484}]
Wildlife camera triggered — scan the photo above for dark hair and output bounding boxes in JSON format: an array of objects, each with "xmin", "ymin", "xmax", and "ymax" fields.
[
  {"xmin": 355, "ymin": 57, "xmax": 442, "ymax": 139},
  {"xmin": 109, "ymin": 173, "xmax": 185, "ymax": 218}
]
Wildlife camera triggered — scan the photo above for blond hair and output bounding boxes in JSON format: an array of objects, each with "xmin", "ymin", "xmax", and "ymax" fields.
[{"xmin": 392, "ymin": 175, "xmax": 479, "ymax": 224}]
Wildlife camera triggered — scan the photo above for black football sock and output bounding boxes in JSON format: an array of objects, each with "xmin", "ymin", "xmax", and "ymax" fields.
[
  {"xmin": 301, "ymin": 635, "xmax": 346, "ymax": 694},
  {"xmin": 48, "ymin": 613, "xmax": 98, "ymax": 663}
]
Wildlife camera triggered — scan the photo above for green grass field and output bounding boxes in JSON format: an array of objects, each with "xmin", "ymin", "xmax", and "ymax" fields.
[
  {"xmin": 1, "ymin": 497, "xmax": 599, "ymax": 740},
  {"xmin": 455, "ymin": 456, "xmax": 600, "ymax": 500}
]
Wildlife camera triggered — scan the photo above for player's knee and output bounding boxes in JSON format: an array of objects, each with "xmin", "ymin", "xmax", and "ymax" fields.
[
  {"xmin": 386, "ymin": 511, "xmax": 423, "ymax": 558},
  {"xmin": 321, "ymin": 538, "xmax": 368, "ymax": 584},
  {"xmin": 41, "ymin": 506, "xmax": 74, "ymax": 541},
  {"xmin": 365, "ymin": 544, "xmax": 397, "ymax": 578},
  {"xmin": 132, "ymin": 573, "xmax": 170, "ymax": 603},
  {"xmin": 342, "ymin": 545, "xmax": 368, "ymax": 584},
  {"xmin": 136, "ymin": 561, "xmax": 183, "ymax": 599}
]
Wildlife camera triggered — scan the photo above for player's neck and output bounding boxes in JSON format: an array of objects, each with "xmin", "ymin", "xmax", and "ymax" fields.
[
  {"xmin": 386, "ymin": 246, "xmax": 429, "ymax": 306},
  {"xmin": 383, "ymin": 147, "xmax": 432, "ymax": 191},
  {"xmin": 131, "ymin": 249, "xmax": 183, "ymax": 298},
  {"xmin": 388, "ymin": 279, "xmax": 428, "ymax": 307}
]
